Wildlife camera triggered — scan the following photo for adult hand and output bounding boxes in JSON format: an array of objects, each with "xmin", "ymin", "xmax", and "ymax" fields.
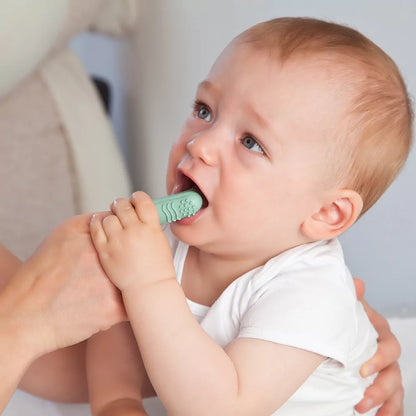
[
  {"xmin": 353, "ymin": 278, "xmax": 404, "ymax": 416},
  {"xmin": 0, "ymin": 213, "xmax": 127, "ymax": 357}
]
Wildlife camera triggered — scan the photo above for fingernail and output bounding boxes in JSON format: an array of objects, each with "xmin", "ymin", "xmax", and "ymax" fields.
[
  {"xmin": 360, "ymin": 397, "xmax": 374, "ymax": 411},
  {"xmin": 361, "ymin": 363, "xmax": 375, "ymax": 377}
]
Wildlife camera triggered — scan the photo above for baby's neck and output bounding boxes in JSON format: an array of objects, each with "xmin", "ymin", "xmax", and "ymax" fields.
[{"xmin": 181, "ymin": 245, "xmax": 274, "ymax": 306}]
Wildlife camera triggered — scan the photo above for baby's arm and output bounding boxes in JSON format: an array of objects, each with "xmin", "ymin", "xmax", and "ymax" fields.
[
  {"xmin": 90, "ymin": 194, "xmax": 326, "ymax": 415},
  {"xmin": 87, "ymin": 322, "xmax": 155, "ymax": 416}
]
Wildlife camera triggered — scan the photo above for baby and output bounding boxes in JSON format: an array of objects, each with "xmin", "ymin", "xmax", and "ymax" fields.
[{"xmin": 87, "ymin": 18, "xmax": 413, "ymax": 415}]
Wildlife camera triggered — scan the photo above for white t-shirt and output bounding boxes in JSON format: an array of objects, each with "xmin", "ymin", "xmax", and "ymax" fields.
[{"xmin": 165, "ymin": 226, "xmax": 378, "ymax": 415}]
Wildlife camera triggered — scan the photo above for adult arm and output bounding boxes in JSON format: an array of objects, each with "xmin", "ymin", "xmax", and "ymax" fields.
[
  {"xmin": 0, "ymin": 243, "xmax": 91, "ymax": 402},
  {"xmin": 0, "ymin": 214, "xmax": 126, "ymax": 411}
]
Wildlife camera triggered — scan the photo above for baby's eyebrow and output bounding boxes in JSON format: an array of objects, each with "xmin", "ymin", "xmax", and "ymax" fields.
[
  {"xmin": 196, "ymin": 80, "xmax": 220, "ymax": 97},
  {"xmin": 197, "ymin": 79, "xmax": 277, "ymax": 141},
  {"xmin": 244, "ymin": 102, "xmax": 271, "ymax": 132},
  {"xmin": 198, "ymin": 80, "xmax": 270, "ymax": 128}
]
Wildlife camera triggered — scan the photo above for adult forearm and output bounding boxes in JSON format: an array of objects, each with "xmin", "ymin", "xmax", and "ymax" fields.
[
  {"xmin": 0, "ymin": 246, "xmax": 40, "ymax": 410},
  {"xmin": 123, "ymin": 279, "xmax": 240, "ymax": 416},
  {"xmin": 0, "ymin": 313, "xmax": 39, "ymax": 412},
  {"xmin": 0, "ymin": 215, "xmax": 126, "ymax": 405},
  {"xmin": 1, "ymin": 244, "xmax": 90, "ymax": 402}
]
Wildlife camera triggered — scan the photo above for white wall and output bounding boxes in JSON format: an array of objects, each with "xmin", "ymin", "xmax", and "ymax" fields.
[{"xmin": 72, "ymin": 0, "xmax": 416, "ymax": 315}]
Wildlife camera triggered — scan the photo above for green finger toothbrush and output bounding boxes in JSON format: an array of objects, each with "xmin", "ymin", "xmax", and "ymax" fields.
[{"xmin": 153, "ymin": 190, "xmax": 203, "ymax": 224}]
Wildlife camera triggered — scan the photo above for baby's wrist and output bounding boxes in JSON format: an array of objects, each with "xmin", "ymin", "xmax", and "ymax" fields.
[
  {"xmin": 117, "ymin": 260, "xmax": 177, "ymax": 294},
  {"xmin": 122, "ymin": 276, "xmax": 180, "ymax": 312},
  {"xmin": 121, "ymin": 273, "xmax": 177, "ymax": 296}
]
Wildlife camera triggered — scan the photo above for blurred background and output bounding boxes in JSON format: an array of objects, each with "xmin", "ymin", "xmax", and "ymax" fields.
[
  {"xmin": 71, "ymin": 0, "xmax": 416, "ymax": 316},
  {"xmin": 2, "ymin": 1, "xmax": 414, "ymax": 415}
]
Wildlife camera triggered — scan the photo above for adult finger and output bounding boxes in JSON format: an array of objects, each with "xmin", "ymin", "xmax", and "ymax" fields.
[
  {"xmin": 353, "ymin": 277, "xmax": 366, "ymax": 301},
  {"xmin": 375, "ymin": 388, "xmax": 404, "ymax": 416},
  {"xmin": 361, "ymin": 329, "xmax": 401, "ymax": 377},
  {"xmin": 355, "ymin": 362, "xmax": 403, "ymax": 412}
]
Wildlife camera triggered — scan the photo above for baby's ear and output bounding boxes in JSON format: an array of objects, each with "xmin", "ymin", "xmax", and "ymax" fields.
[{"xmin": 301, "ymin": 190, "xmax": 363, "ymax": 241}]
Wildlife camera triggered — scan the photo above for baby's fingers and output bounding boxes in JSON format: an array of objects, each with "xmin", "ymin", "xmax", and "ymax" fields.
[
  {"xmin": 130, "ymin": 191, "xmax": 160, "ymax": 225},
  {"xmin": 111, "ymin": 198, "xmax": 139, "ymax": 228},
  {"xmin": 102, "ymin": 215, "xmax": 123, "ymax": 238},
  {"xmin": 90, "ymin": 213, "xmax": 122, "ymax": 248},
  {"xmin": 90, "ymin": 213, "xmax": 108, "ymax": 249}
]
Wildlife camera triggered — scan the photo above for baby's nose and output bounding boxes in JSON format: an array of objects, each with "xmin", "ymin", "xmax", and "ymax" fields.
[{"xmin": 186, "ymin": 131, "xmax": 221, "ymax": 166}]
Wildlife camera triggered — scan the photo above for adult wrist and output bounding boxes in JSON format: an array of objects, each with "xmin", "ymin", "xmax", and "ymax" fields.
[
  {"xmin": 0, "ymin": 314, "xmax": 40, "ymax": 376},
  {"xmin": 0, "ymin": 285, "xmax": 53, "ymax": 365}
]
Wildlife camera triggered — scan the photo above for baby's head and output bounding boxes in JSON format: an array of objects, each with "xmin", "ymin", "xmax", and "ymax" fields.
[
  {"xmin": 238, "ymin": 17, "xmax": 413, "ymax": 217},
  {"xmin": 167, "ymin": 17, "xmax": 413, "ymax": 259}
]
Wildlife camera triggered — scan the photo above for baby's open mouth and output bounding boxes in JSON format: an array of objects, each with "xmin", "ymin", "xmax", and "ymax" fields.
[{"xmin": 175, "ymin": 172, "xmax": 209, "ymax": 209}]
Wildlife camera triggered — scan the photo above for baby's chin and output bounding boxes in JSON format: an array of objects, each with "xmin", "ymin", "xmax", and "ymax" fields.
[{"xmin": 170, "ymin": 222, "xmax": 201, "ymax": 248}]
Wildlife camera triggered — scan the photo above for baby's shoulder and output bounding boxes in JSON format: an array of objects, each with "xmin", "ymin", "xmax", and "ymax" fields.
[{"xmin": 254, "ymin": 239, "xmax": 351, "ymax": 292}]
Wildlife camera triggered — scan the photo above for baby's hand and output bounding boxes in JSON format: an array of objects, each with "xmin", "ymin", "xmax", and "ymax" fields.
[{"xmin": 90, "ymin": 192, "xmax": 176, "ymax": 292}]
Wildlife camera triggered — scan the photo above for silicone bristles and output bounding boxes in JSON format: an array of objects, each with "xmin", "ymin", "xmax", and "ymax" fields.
[{"xmin": 153, "ymin": 190, "xmax": 203, "ymax": 224}]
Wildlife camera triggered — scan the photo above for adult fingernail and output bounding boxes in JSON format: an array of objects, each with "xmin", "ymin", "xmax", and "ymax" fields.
[
  {"xmin": 360, "ymin": 397, "xmax": 374, "ymax": 411},
  {"xmin": 361, "ymin": 363, "xmax": 375, "ymax": 377}
]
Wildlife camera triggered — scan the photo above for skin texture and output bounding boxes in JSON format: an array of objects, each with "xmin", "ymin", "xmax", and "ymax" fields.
[{"xmin": 87, "ymin": 40, "xmax": 405, "ymax": 416}]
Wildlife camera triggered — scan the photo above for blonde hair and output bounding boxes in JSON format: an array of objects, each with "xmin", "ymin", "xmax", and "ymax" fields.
[{"xmin": 239, "ymin": 17, "xmax": 413, "ymax": 215}]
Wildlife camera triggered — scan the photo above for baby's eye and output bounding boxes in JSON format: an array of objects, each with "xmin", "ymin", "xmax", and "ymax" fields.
[
  {"xmin": 193, "ymin": 101, "xmax": 212, "ymax": 122},
  {"xmin": 198, "ymin": 107, "xmax": 212, "ymax": 121},
  {"xmin": 241, "ymin": 135, "xmax": 265, "ymax": 154}
]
